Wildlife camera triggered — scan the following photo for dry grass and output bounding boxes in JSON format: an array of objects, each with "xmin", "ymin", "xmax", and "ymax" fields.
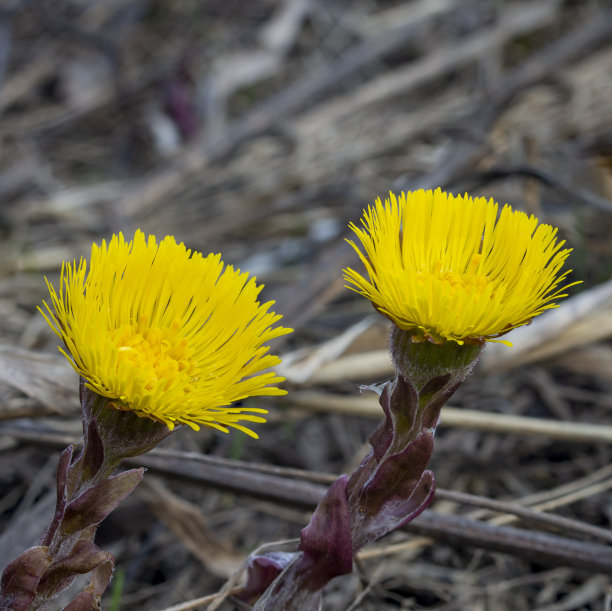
[{"xmin": 1, "ymin": 0, "xmax": 612, "ymax": 609}]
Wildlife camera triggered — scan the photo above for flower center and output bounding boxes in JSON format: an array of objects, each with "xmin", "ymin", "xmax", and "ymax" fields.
[
  {"xmin": 111, "ymin": 318, "xmax": 196, "ymax": 391},
  {"xmin": 417, "ymin": 255, "xmax": 492, "ymax": 299}
]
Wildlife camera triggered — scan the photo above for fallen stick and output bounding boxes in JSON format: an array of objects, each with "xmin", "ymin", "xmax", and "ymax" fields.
[
  {"xmin": 3, "ymin": 425, "xmax": 612, "ymax": 575},
  {"xmin": 288, "ymin": 390, "xmax": 612, "ymax": 444}
]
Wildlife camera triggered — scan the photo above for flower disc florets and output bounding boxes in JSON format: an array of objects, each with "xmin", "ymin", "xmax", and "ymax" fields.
[
  {"xmin": 41, "ymin": 231, "xmax": 292, "ymax": 437},
  {"xmin": 344, "ymin": 189, "xmax": 577, "ymax": 345}
]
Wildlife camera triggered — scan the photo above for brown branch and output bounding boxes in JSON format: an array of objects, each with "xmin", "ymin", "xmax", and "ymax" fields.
[
  {"xmin": 407, "ymin": 512, "xmax": 612, "ymax": 576},
  {"xmin": 3, "ymin": 425, "xmax": 612, "ymax": 576},
  {"xmin": 457, "ymin": 164, "xmax": 612, "ymax": 216}
]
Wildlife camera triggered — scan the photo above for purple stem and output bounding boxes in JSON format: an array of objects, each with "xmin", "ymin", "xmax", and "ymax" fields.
[{"xmin": 250, "ymin": 370, "xmax": 464, "ymax": 610}]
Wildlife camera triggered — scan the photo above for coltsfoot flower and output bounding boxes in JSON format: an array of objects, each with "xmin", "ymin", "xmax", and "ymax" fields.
[
  {"xmin": 344, "ymin": 189, "xmax": 577, "ymax": 345},
  {"xmin": 41, "ymin": 230, "xmax": 292, "ymax": 437}
]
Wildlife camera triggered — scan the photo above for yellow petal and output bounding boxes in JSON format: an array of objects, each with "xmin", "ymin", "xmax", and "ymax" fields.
[
  {"xmin": 39, "ymin": 230, "xmax": 292, "ymax": 435},
  {"xmin": 344, "ymin": 189, "xmax": 579, "ymax": 344}
]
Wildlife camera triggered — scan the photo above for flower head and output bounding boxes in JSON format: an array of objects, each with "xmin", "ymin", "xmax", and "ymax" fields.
[
  {"xmin": 344, "ymin": 189, "xmax": 577, "ymax": 345},
  {"xmin": 40, "ymin": 230, "xmax": 292, "ymax": 437}
]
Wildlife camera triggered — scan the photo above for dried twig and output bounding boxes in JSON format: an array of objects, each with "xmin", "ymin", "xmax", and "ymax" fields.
[
  {"xmin": 3, "ymin": 425, "xmax": 612, "ymax": 575},
  {"xmin": 457, "ymin": 164, "xmax": 612, "ymax": 216},
  {"xmin": 288, "ymin": 391, "xmax": 612, "ymax": 444}
]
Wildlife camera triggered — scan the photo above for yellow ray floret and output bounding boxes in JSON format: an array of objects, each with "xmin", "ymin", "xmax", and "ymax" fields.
[
  {"xmin": 344, "ymin": 189, "xmax": 579, "ymax": 345},
  {"xmin": 40, "ymin": 230, "xmax": 292, "ymax": 437}
]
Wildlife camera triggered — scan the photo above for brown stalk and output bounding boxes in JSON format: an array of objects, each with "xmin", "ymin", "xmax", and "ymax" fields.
[{"xmin": 3, "ymin": 425, "xmax": 612, "ymax": 576}]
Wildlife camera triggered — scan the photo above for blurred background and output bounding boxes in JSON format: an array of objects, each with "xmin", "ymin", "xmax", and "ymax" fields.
[{"xmin": 1, "ymin": 0, "xmax": 612, "ymax": 609}]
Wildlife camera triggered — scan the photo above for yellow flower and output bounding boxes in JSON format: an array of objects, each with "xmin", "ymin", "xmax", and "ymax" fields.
[
  {"xmin": 344, "ymin": 189, "xmax": 578, "ymax": 345},
  {"xmin": 40, "ymin": 230, "xmax": 292, "ymax": 437}
]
